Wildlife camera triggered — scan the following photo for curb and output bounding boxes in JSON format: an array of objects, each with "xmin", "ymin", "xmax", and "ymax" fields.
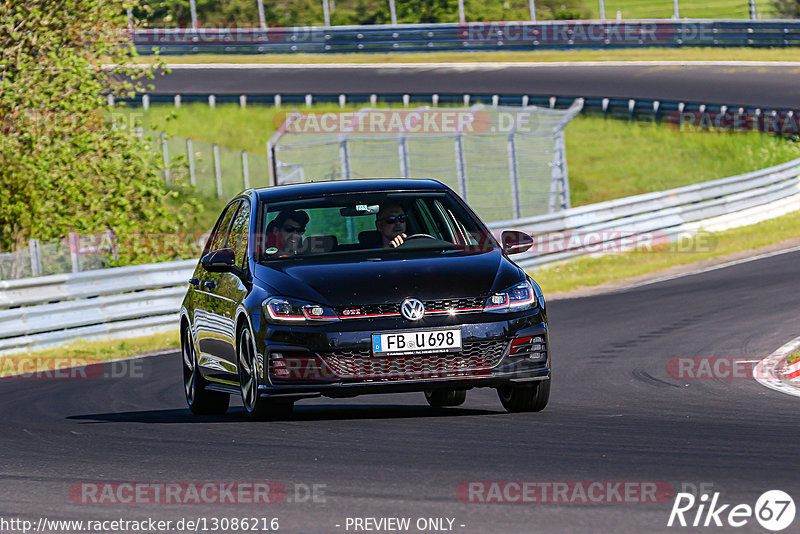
[{"xmin": 754, "ymin": 336, "xmax": 800, "ymax": 398}]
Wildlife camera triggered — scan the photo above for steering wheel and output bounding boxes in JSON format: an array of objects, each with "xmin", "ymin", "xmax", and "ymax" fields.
[{"xmin": 404, "ymin": 233, "xmax": 437, "ymax": 241}]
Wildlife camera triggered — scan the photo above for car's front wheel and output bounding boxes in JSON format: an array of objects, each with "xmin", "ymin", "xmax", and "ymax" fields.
[
  {"xmin": 497, "ymin": 380, "xmax": 550, "ymax": 413},
  {"xmin": 182, "ymin": 323, "xmax": 229, "ymax": 415},
  {"xmin": 238, "ymin": 326, "xmax": 294, "ymax": 421},
  {"xmin": 424, "ymin": 389, "xmax": 466, "ymax": 407}
]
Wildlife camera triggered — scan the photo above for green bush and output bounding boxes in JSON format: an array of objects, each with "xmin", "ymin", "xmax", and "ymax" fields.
[{"xmin": 0, "ymin": 0, "xmax": 200, "ymax": 264}]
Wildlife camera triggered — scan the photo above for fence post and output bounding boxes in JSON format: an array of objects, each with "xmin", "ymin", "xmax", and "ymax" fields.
[
  {"xmin": 174, "ymin": 94, "xmax": 181, "ymax": 108},
  {"xmin": 266, "ymin": 141, "xmax": 277, "ymax": 186},
  {"xmin": 458, "ymin": 0, "xmax": 465, "ymax": 23},
  {"xmin": 209, "ymin": 94, "xmax": 216, "ymax": 108},
  {"xmin": 142, "ymin": 94, "xmax": 150, "ymax": 111},
  {"xmin": 161, "ymin": 132, "xmax": 170, "ymax": 184},
  {"xmin": 389, "ymin": 0, "xmax": 397, "ymax": 25},
  {"xmin": 257, "ymin": 0, "xmax": 267, "ymax": 29},
  {"xmin": 242, "ymin": 151, "xmax": 250, "ymax": 189},
  {"xmin": 339, "ymin": 137, "xmax": 351, "ymax": 180},
  {"xmin": 322, "ymin": 0, "xmax": 331, "ymax": 26},
  {"xmin": 507, "ymin": 133, "xmax": 521, "ymax": 220},
  {"xmin": 189, "ymin": 0, "xmax": 198, "ymax": 30},
  {"xmin": 398, "ymin": 136, "xmax": 410, "ymax": 179},
  {"xmin": 549, "ymin": 131, "xmax": 570, "ymax": 212},
  {"xmin": 598, "ymin": 0, "xmax": 606, "ymax": 20},
  {"xmin": 454, "ymin": 134, "xmax": 468, "ymax": 201},
  {"xmin": 750, "ymin": 0, "xmax": 756, "ymax": 19},
  {"xmin": 529, "ymin": 0, "xmax": 536, "ymax": 21},
  {"xmin": 239, "ymin": 95, "xmax": 247, "ymax": 108},
  {"xmin": 29, "ymin": 239, "xmax": 41, "ymax": 277},
  {"xmin": 673, "ymin": 0, "xmax": 680, "ymax": 18},
  {"xmin": 187, "ymin": 139, "xmax": 196, "ymax": 185},
  {"xmin": 68, "ymin": 233, "xmax": 81, "ymax": 273},
  {"xmin": 213, "ymin": 144, "xmax": 223, "ymax": 198}
]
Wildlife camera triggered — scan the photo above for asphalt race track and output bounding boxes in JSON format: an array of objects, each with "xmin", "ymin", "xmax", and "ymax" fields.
[
  {"xmin": 151, "ymin": 63, "xmax": 800, "ymax": 109},
  {"xmin": 2, "ymin": 249, "xmax": 799, "ymax": 533}
]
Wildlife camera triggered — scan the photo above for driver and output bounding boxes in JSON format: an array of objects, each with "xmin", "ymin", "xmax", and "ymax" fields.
[
  {"xmin": 265, "ymin": 209, "xmax": 309, "ymax": 257},
  {"xmin": 375, "ymin": 204, "xmax": 407, "ymax": 248}
]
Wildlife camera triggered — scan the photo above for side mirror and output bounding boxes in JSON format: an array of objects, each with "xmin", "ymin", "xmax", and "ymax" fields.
[
  {"xmin": 201, "ymin": 248, "xmax": 236, "ymax": 272},
  {"xmin": 501, "ymin": 230, "xmax": 534, "ymax": 255}
]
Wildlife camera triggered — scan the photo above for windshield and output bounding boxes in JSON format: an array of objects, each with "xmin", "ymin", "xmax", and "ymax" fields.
[{"xmin": 257, "ymin": 191, "xmax": 497, "ymax": 262}]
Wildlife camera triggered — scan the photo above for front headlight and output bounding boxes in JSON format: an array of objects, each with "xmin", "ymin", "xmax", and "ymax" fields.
[
  {"xmin": 263, "ymin": 297, "xmax": 340, "ymax": 324},
  {"xmin": 483, "ymin": 280, "xmax": 537, "ymax": 313}
]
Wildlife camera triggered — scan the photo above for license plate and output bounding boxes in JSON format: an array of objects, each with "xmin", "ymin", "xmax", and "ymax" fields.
[{"xmin": 372, "ymin": 329, "xmax": 462, "ymax": 356}]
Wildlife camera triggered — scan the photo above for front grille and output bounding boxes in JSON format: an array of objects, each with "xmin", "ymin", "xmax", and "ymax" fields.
[
  {"xmin": 319, "ymin": 339, "xmax": 507, "ymax": 380},
  {"xmin": 335, "ymin": 297, "xmax": 485, "ymax": 319}
]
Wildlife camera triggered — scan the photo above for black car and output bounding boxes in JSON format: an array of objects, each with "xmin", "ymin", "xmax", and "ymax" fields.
[{"xmin": 180, "ymin": 179, "xmax": 550, "ymax": 420}]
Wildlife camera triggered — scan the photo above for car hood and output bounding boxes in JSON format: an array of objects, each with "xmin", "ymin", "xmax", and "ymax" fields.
[{"xmin": 253, "ymin": 250, "xmax": 522, "ymax": 306}]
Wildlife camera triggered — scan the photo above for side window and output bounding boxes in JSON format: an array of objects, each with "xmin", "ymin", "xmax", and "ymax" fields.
[
  {"xmin": 227, "ymin": 201, "xmax": 251, "ymax": 268},
  {"xmin": 206, "ymin": 201, "xmax": 239, "ymax": 253}
]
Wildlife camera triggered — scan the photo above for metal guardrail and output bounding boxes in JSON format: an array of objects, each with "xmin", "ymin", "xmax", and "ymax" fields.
[
  {"xmin": 0, "ymin": 261, "xmax": 195, "ymax": 354},
  {"xmin": 133, "ymin": 20, "xmax": 800, "ymax": 54},
  {"xmin": 488, "ymin": 157, "xmax": 800, "ymax": 268},
  {"xmin": 126, "ymin": 92, "xmax": 796, "ymax": 126},
  {"xmin": 2, "ymin": 156, "xmax": 799, "ymax": 354}
]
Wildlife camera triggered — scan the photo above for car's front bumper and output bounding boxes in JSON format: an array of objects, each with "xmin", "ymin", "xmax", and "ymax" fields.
[{"xmin": 256, "ymin": 311, "xmax": 550, "ymax": 399}]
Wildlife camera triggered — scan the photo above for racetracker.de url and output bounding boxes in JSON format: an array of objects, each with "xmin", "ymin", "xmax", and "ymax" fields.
[{"xmin": 0, "ymin": 516, "xmax": 280, "ymax": 534}]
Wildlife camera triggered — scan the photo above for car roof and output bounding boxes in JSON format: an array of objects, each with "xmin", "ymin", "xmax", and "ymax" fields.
[{"xmin": 254, "ymin": 178, "xmax": 450, "ymax": 203}]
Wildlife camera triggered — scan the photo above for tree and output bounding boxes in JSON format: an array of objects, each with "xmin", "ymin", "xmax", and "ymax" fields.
[
  {"xmin": 0, "ymin": 0, "xmax": 196, "ymax": 263},
  {"xmin": 772, "ymin": 0, "xmax": 800, "ymax": 17}
]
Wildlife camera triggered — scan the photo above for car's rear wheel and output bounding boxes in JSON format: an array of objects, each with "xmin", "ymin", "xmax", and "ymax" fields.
[
  {"xmin": 424, "ymin": 388, "xmax": 467, "ymax": 407},
  {"xmin": 182, "ymin": 323, "xmax": 229, "ymax": 415},
  {"xmin": 238, "ymin": 326, "xmax": 294, "ymax": 421},
  {"xmin": 497, "ymin": 380, "xmax": 550, "ymax": 413}
]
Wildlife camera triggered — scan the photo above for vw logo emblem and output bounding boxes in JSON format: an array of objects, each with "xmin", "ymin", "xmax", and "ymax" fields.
[{"xmin": 401, "ymin": 298, "xmax": 425, "ymax": 321}]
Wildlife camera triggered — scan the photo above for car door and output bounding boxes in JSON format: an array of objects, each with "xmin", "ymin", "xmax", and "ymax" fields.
[
  {"xmin": 195, "ymin": 200, "xmax": 240, "ymax": 383},
  {"xmin": 210, "ymin": 199, "xmax": 252, "ymax": 376}
]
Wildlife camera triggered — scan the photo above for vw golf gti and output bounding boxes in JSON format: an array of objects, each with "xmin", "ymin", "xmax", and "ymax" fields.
[{"xmin": 180, "ymin": 179, "xmax": 550, "ymax": 419}]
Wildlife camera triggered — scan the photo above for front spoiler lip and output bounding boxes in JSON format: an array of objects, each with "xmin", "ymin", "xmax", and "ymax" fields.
[{"xmin": 256, "ymin": 368, "xmax": 550, "ymax": 399}]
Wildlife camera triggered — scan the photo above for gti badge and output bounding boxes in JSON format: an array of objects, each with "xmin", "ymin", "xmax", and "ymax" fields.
[{"xmin": 401, "ymin": 298, "xmax": 425, "ymax": 321}]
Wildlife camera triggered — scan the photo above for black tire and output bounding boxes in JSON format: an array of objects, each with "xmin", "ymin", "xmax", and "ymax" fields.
[
  {"xmin": 182, "ymin": 323, "xmax": 230, "ymax": 415},
  {"xmin": 424, "ymin": 389, "xmax": 467, "ymax": 407},
  {"xmin": 497, "ymin": 380, "xmax": 550, "ymax": 413},
  {"xmin": 238, "ymin": 326, "xmax": 294, "ymax": 421}
]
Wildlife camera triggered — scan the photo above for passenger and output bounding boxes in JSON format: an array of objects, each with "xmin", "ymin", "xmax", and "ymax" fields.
[
  {"xmin": 375, "ymin": 204, "xmax": 407, "ymax": 248},
  {"xmin": 265, "ymin": 209, "xmax": 309, "ymax": 257}
]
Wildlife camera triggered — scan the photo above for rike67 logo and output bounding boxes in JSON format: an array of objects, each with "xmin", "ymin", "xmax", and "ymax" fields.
[{"xmin": 668, "ymin": 490, "xmax": 795, "ymax": 531}]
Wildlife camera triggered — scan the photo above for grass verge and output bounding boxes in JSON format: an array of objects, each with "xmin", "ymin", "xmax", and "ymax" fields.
[
  {"xmin": 531, "ymin": 208, "xmax": 800, "ymax": 294},
  {"xmin": 134, "ymin": 48, "xmax": 800, "ymax": 65},
  {"xmin": 788, "ymin": 352, "xmax": 800, "ymax": 365},
  {"xmin": 0, "ymin": 331, "xmax": 180, "ymax": 378}
]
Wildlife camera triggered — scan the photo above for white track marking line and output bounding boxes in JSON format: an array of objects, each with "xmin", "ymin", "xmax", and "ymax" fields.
[{"xmin": 156, "ymin": 61, "xmax": 800, "ymax": 70}]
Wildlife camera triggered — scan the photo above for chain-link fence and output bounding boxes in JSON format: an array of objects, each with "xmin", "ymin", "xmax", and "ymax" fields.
[
  {"xmin": 142, "ymin": 129, "xmax": 271, "ymax": 198},
  {"xmin": 268, "ymin": 102, "xmax": 582, "ymax": 223},
  {"xmin": 0, "ymin": 233, "xmax": 117, "ymax": 281}
]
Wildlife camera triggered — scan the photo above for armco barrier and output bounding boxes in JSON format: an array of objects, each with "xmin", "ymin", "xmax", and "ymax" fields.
[
  {"xmin": 2, "ymin": 157, "xmax": 799, "ymax": 354},
  {"xmin": 133, "ymin": 20, "xmax": 800, "ymax": 54},
  {"xmin": 0, "ymin": 260, "xmax": 196, "ymax": 354},
  {"xmin": 488, "ymin": 157, "xmax": 800, "ymax": 268}
]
